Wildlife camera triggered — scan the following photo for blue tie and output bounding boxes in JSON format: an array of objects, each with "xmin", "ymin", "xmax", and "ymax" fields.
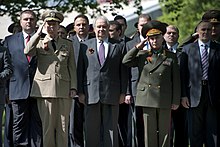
[
  {"xmin": 99, "ymin": 41, "xmax": 105, "ymax": 65},
  {"xmin": 201, "ymin": 44, "xmax": 209, "ymax": 80}
]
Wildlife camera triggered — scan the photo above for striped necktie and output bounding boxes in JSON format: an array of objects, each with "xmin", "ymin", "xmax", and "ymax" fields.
[{"xmin": 201, "ymin": 44, "xmax": 209, "ymax": 80}]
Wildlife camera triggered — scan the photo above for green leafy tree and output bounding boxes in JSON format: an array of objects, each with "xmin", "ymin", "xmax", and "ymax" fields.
[
  {"xmin": 159, "ymin": 0, "xmax": 220, "ymax": 43},
  {"xmin": 0, "ymin": 0, "xmax": 141, "ymax": 22}
]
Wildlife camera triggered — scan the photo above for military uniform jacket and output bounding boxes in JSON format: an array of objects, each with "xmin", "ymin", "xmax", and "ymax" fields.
[
  {"xmin": 122, "ymin": 47, "xmax": 180, "ymax": 108},
  {"xmin": 24, "ymin": 33, "xmax": 77, "ymax": 98}
]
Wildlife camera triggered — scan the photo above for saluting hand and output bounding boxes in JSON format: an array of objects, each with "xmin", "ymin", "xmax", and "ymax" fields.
[
  {"xmin": 135, "ymin": 37, "xmax": 148, "ymax": 50},
  {"xmin": 36, "ymin": 20, "xmax": 46, "ymax": 36}
]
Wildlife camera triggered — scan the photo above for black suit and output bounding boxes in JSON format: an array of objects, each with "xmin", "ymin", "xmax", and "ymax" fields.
[
  {"xmin": 117, "ymin": 36, "xmax": 133, "ymax": 147},
  {"xmin": 0, "ymin": 45, "xmax": 13, "ymax": 147},
  {"xmin": 4, "ymin": 32, "xmax": 42, "ymax": 147},
  {"xmin": 125, "ymin": 33, "xmax": 145, "ymax": 147},
  {"xmin": 180, "ymin": 40, "xmax": 220, "ymax": 147}
]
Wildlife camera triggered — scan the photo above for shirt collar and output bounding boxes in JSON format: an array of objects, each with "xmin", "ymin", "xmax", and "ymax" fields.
[
  {"xmin": 77, "ymin": 34, "xmax": 89, "ymax": 42},
  {"xmin": 198, "ymin": 39, "xmax": 211, "ymax": 48},
  {"xmin": 22, "ymin": 31, "xmax": 35, "ymax": 39}
]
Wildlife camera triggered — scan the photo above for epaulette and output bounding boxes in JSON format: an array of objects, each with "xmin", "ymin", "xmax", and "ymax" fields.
[{"xmin": 63, "ymin": 38, "xmax": 72, "ymax": 42}]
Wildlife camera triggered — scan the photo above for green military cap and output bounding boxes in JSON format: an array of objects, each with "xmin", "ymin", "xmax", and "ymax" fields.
[
  {"xmin": 202, "ymin": 10, "xmax": 220, "ymax": 24},
  {"xmin": 141, "ymin": 20, "xmax": 167, "ymax": 38},
  {"xmin": 42, "ymin": 10, "xmax": 64, "ymax": 23}
]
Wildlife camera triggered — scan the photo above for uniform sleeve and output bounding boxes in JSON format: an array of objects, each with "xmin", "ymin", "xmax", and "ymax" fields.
[
  {"xmin": 24, "ymin": 33, "xmax": 41, "ymax": 56},
  {"xmin": 122, "ymin": 47, "xmax": 139, "ymax": 67}
]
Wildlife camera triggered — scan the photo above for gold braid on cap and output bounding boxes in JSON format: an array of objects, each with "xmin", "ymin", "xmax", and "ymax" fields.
[
  {"xmin": 210, "ymin": 18, "xmax": 219, "ymax": 23},
  {"xmin": 146, "ymin": 29, "xmax": 162, "ymax": 37}
]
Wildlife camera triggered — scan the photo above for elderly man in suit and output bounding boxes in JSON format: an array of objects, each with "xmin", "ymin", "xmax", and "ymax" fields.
[
  {"xmin": 123, "ymin": 20, "xmax": 180, "ymax": 147},
  {"xmin": 0, "ymin": 46, "xmax": 13, "ymax": 147},
  {"xmin": 24, "ymin": 10, "xmax": 77, "ymax": 147},
  {"xmin": 68, "ymin": 14, "xmax": 93, "ymax": 147},
  {"xmin": 180, "ymin": 20, "xmax": 220, "ymax": 147},
  {"xmin": 77, "ymin": 16, "xmax": 128, "ymax": 147},
  {"xmin": 3, "ymin": 10, "xmax": 42, "ymax": 147}
]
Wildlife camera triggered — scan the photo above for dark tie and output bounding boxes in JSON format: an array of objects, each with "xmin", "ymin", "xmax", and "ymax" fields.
[
  {"xmin": 51, "ymin": 39, "xmax": 56, "ymax": 51},
  {"xmin": 99, "ymin": 41, "xmax": 105, "ymax": 65},
  {"xmin": 201, "ymin": 44, "xmax": 209, "ymax": 80},
  {"xmin": 26, "ymin": 35, "xmax": 31, "ymax": 62},
  {"xmin": 170, "ymin": 47, "xmax": 173, "ymax": 52}
]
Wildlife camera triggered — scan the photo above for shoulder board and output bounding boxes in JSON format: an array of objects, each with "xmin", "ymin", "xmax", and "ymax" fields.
[{"xmin": 63, "ymin": 38, "xmax": 72, "ymax": 42}]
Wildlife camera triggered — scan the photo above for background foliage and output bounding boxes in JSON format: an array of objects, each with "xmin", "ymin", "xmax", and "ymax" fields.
[
  {"xmin": 0, "ymin": 0, "xmax": 219, "ymax": 42},
  {"xmin": 158, "ymin": 0, "xmax": 220, "ymax": 43},
  {"xmin": 0, "ymin": 0, "xmax": 141, "ymax": 22}
]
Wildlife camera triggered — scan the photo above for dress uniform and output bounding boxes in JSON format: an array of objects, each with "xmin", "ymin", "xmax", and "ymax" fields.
[
  {"xmin": 24, "ymin": 10, "xmax": 77, "ymax": 147},
  {"xmin": 123, "ymin": 20, "xmax": 180, "ymax": 147}
]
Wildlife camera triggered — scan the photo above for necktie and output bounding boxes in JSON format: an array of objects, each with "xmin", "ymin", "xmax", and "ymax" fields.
[
  {"xmin": 26, "ymin": 35, "xmax": 30, "ymax": 44},
  {"xmin": 99, "ymin": 41, "xmax": 105, "ymax": 65},
  {"xmin": 170, "ymin": 47, "xmax": 173, "ymax": 52},
  {"xmin": 201, "ymin": 44, "xmax": 209, "ymax": 80},
  {"xmin": 26, "ymin": 35, "xmax": 31, "ymax": 62},
  {"xmin": 51, "ymin": 39, "xmax": 56, "ymax": 51}
]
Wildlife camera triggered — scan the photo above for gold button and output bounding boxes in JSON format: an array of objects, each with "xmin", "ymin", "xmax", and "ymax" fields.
[
  {"xmin": 149, "ymin": 84, "xmax": 151, "ymax": 87},
  {"xmin": 158, "ymin": 85, "xmax": 160, "ymax": 89},
  {"xmin": 149, "ymin": 72, "xmax": 152, "ymax": 74},
  {"xmin": 159, "ymin": 73, "xmax": 162, "ymax": 76}
]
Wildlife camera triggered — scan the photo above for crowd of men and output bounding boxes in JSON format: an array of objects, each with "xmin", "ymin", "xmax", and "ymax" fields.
[{"xmin": 0, "ymin": 8, "xmax": 220, "ymax": 147}]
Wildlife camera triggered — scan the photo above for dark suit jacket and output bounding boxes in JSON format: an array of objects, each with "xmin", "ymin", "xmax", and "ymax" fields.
[
  {"xmin": 77, "ymin": 38, "xmax": 128, "ymax": 105},
  {"xmin": 180, "ymin": 41, "xmax": 220, "ymax": 107},
  {"xmin": 4, "ymin": 32, "xmax": 37, "ymax": 100},
  {"xmin": 125, "ymin": 34, "xmax": 141, "ymax": 97},
  {"xmin": 0, "ymin": 46, "xmax": 13, "ymax": 104}
]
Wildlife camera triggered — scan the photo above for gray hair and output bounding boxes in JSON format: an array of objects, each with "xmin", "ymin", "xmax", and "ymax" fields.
[{"xmin": 93, "ymin": 16, "xmax": 110, "ymax": 28}]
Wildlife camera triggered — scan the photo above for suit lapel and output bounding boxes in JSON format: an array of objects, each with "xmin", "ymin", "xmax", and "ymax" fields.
[
  {"xmin": 209, "ymin": 41, "xmax": 216, "ymax": 63},
  {"xmin": 18, "ymin": 32, "xmax": 25, "ymax": 52}
]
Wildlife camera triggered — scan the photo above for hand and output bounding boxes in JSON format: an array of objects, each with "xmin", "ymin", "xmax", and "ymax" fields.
[
  {"xmin": 181, "ymin": 97, "xmax": 190, "ymax": 108},
  {"xmin": 36, "ymin": 20, "xmax": 46, "ymax": 36},
  {"xmin": 78, "ymin": 93, "xmax": 85, "ymax": 105},
  {"xmin": 119, "ymin": 94, "xmax": 126, "ymax": 104},
  {"xmin": 5, "ymin": 95, "xmax": 11, "ymax": 104},
  {"xmin": 124, "ymin": 95, "xmax": 132, "ymax": 104},
  {"xmin": 135, "ymin": 37, "xmax": 148, "ymax": 50},
  {"xmin": 171, "ymin": 104, "xmax": 179, "ymax": 110},
  {"xmin": 69, "ymin": 89, "xmax": 77, "ymax": 98}
]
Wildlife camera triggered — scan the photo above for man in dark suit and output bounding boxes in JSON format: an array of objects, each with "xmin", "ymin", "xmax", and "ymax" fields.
[
  {"xmin": 125, "ymin": 14, "xmax": 151, "ymax": 147},
  {"xmin": 113, "ymin": 15, "xmax": 134, "ymax": 147},
  {"xmin": 3, "ymin": 10, "xmax": 42, "ymax": 147},
  {"xmin": 3, "ymin": 21, "xmax": 22, "ymax": 147},
  {"xmin": 77, "ymin": 16, "xmax": 128, "ymax": 147},
  {"xmin": 0, "ymin": 46, "xmax": 13, "ymax": 147},
  {"xmin": 164, "ymin": 25, "xmax": 188, "ymax": 147},
  {"xmin": 180, "ymin": 20, "xmax": 219, "ymax": 147},
  {"xmin": 68, "ymin": 14, "xmax": 94, "ymax": 147}
]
